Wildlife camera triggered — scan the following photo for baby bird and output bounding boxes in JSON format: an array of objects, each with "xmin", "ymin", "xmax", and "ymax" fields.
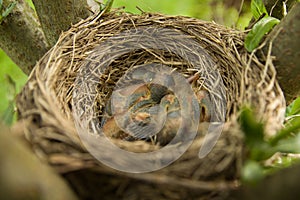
[{"xmin": 101, "ymin": 77, "xmax": 211, "ymax": 146}]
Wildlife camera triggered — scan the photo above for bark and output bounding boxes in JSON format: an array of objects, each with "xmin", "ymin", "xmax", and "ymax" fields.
[
  {"xmin": 263, "ymin": 2, "xmax": 300, "ymax": 103},
  {"xmin": 32, "ymin": 0, "xmax": 91, "ymax": 47},
  {"xmin": 0, "ymin": 0, "xmax": 49, "ymax": 75},
  {"xmin": 0, "ymin": 122, "xmax": 78, "ymax": 200}
]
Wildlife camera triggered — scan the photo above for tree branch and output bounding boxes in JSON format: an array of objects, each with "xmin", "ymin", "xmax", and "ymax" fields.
[
  {"xmin": 0, "ymin": 0, "xmax": 49, "ymax": 75},
  {"xmin": 0, "ymin": 122, "xmax": 78, "ymax": 200},
  {"xmin": 32, "ymin": 0, "xmax": 91, "ymax": 46},
  {"xmin": 263, "ymin": 3, "xmax": 300, "ymax": 102}
]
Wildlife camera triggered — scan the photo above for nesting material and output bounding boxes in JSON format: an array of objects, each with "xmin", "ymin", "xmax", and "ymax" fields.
[{"xmin": 17, "ymin": 10, "xmax": 285, "ymax": 199}]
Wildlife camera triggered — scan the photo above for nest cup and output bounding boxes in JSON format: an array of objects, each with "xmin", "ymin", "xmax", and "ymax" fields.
[{"xmin": 17, "ymin": 10, "xmax": 285, "ymax": 200}]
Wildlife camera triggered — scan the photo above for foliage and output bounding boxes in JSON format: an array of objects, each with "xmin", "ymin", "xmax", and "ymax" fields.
[
  {"xmin": 241, "ymin": 159, "xmax": 265, "ymax": 184},
  {"xmin": 114, "ymin": 0, "xmax": 252, "ymax": 29},
  {"xmin": 113, "ymin": 0, "xmax": 196, "ymax": 17},
  {"xmin": 271, "ymin": 97, "xmax": 300, "ymax": 145},
  {"xmin": 0, "ymin": 51, "xmax": 27, "ymax": 125},
  {"xmin": 240, "ymin": 108, "xmax": 275, "ymax": 161},
  {"xmin": 244, "ymin": 0, "xmax": 300, "ymax": 176},
  {"xmin": 244, "ymin": 0, "xmax": 280, "ymax": 52},
  {"xmin": 245, "ymin": 16, "xmax": 279, "ymax": 51},
  {"xmin": 242, "ymin": 2, "xmax": 300, "ymax": 184},
  {"xmin": 286, "ymin": 97, "xmax": 300, "ymax": 117},
  {"xmin": 250, "ymin": 0, "xmax": 267, "ymax": 19},
  {"xmin": 240, "ymin": 97, "xmax": 300, "ymax": 184}
]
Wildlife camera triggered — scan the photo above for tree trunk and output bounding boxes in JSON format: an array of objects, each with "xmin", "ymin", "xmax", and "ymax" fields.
[
  {"xmin": 32, "ymin": 0, "xmax": 91, "ymax": 47},
  {"xmin": 0, "ymin": 0, "xmax": 91, "ymax": 75},
  {"xmin": 0, "ymin": 0, "xmax": 49, "ymax": 75},
  {"xmin": 263, "ymin": 2, "xmax": 300, "ymax": 103}
]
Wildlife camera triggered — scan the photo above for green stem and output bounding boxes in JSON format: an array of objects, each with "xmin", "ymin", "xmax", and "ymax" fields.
[{"xmin": 270, "ymin": 117, "xmax": 300, "ymax": 145}]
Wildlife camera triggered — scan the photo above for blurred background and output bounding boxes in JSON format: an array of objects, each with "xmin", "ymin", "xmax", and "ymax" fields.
[{"xmin": 0, "ymin": 0, "xmax": 252, "ymax": 124}]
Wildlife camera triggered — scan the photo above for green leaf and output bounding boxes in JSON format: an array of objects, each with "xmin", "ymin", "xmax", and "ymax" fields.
[
  {"xmin": 4, "ymin": 74, "xmax": 16, "ymax": 101},
  {"xmin": 0, "ymin": 75, "xmax": 17, "ymax": 125},
  {"xmin": 245, "ymin": 16, "xmax": 280, "ymax": 52},
  {"xmin": 2, "ymin": 1, "xmax": 16, "ymax": 18},
  {"xmin": 286, "ymin": 96, "xmax": 300, "ymax": 117},
  {"xmin": 270, "ymin": 96, "xmax": 300, "ymax": 146},
  {"xmin": 270, "ymin": 115, "xmax": 300, "ymax": 145},
  {"xmin": 1, "ymin": 102, "xmax": 15, "ymax": 126},
  {"xmin": 251, "ymin": 0, "xmax": 268, "ymax": 19},
  {"xmin": 240, "ymin": 107, "xmax": 275, "ymax": 160},
  {"xmin": 242, "ymin": 160, "xmax": 265, "ymax": 185},
  {"xmin": 275, "ymin": 133, "xmax": 300, "ymax": 153},
  {"xmin": 240, "ymin": 107, "xmax": 265, "ymax": 144}
]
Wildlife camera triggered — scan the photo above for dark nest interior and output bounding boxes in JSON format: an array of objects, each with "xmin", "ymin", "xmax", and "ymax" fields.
[{"xmin": 16, "ymin": 10, "xmax": 286, "ymax": 200}]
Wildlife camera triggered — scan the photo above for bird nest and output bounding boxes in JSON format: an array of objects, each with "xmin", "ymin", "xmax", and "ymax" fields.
[{"xmin": 16, "ymin": 10, "xmax": 285, "ymax": 200}]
